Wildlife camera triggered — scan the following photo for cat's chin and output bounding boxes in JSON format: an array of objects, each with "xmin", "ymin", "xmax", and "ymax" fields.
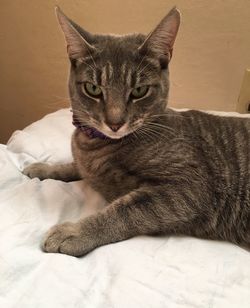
[
  {"xmin": 102, "ymin": 125, "xmax": 143, "ymax": 140},
  {"xmin": 101, "ymin": 131, "xmax": 130, "ymax": 140},
  {"xmin": 100, "ymin": 123, "xmax": 134, "ymax": 140}
]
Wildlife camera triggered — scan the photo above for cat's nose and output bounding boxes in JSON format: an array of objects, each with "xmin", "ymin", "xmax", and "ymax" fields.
[{"xmin": 107, "ymin": 122, "xmax": 124, "ymax": 132}]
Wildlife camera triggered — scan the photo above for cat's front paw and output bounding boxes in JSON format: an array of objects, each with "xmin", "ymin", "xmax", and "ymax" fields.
[
  {"xmin": 42, "ymin": 222, "xmax": 95, "ymax": 257},
  {"xmin": 23, "ymin": 163, "xmax": 50, "ymax": 180}
]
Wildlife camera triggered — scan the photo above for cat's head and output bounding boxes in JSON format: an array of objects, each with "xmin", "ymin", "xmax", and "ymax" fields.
[{"xmin": 56, "ymin": 6, "xmax": 180, "ymax": 139}]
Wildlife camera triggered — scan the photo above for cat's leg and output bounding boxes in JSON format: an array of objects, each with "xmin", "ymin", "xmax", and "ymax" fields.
[
  {"xmin": 42, "ymin": 185, "xmax": 201, "ymax": 256},
  {"xmin": 23, "ymin": 162, "xmax": 81, "ymax": 182}
]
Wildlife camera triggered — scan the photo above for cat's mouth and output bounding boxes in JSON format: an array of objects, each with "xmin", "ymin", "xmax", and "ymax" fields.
[
  {"xmin": 72, "ymin": 114, "xmax": 135, "ymax": 140},
  {"xmin": 100, "ymin": 122, "xmax": 134, "ymax": 139}
]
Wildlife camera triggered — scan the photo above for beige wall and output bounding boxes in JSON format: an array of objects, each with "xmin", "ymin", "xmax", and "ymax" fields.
[{"xmin": 0, "ymin": 0, "xmax": 250, "ymax": 143}]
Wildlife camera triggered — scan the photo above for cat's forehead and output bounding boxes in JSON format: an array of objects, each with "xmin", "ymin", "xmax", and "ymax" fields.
[
  {"xmin": 75, "ymin": 34, "xmax": 160, "ymax": 86},
  {"xmin": 92, "ymin": 33, "xmax": 146, "ymax": 65},
  {"xmin": 94, "ymin": 33, "xmax": 146, "ymax": 52}
]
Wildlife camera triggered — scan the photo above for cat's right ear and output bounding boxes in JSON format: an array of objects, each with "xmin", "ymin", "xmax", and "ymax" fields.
[{"xmin": 55, "ymin": 6, "xmax": 95, "ymax": 60}]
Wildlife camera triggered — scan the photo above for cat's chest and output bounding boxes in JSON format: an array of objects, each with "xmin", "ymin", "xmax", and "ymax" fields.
[
  {"xmin": 77, "ymin": 148, "xmax": 111, "ymax": 177},
  {"xmin": 73, "ymin": 139, "xmax": 113, "ymax": 177},
  {"xmin": 72, "ymin": 133, "xmax": 139, "ymax": 201}
]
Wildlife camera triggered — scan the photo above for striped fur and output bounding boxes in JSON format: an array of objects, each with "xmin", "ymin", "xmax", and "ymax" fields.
[{"xmin": 23, "ymin": 7, "xmax": 250, "ymax": 256}]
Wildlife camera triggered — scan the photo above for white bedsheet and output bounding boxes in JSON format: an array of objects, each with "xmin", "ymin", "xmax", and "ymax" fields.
[{"xmin": 1, "ymin": 108, "xmax": 250, "ymax": 308}]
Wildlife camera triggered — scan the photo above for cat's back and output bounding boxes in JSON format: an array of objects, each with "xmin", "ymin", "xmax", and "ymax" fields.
[
  {"xmin": 136, "ymin": 109, "xmax": 250, "ymax": 190},
  {"xmin": 181, "ymin": 110, "xmax": 250, "ymax": 243},
  {"xmin": 183, "ymin": 109, "xmax": 250, "ymax": 137},
  {"xmin": 182, "ymin": 110, "xmax": 250, "ymax": 160},
  {"xmin": 179, "ymin": 109, "xmax": 250, "ymax": 178}
]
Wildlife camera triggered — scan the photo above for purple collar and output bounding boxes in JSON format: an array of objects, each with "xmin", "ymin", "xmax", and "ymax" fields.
[{"xmin": 72, "ymin": 114, "xmax": 108, "ymax": 139}]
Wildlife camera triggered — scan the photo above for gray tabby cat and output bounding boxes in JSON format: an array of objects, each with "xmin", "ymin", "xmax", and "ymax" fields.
[{"xmin": 23, "ymin": 6, "xmax": 250, "ymax": 256}]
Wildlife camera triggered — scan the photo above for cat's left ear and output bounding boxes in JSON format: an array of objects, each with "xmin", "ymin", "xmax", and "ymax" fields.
[{"xmin": 139, "ymin": 7, "xmax": 181, "ymax": 66}]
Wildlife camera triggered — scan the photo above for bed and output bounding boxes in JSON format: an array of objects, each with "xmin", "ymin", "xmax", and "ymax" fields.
[{"xmin": 1, "ymin": 108, "xmax": 250, "ymax": 308}]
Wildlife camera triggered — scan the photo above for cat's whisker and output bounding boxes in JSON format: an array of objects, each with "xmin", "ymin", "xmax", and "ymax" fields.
[
  {"xmin": 142, "ymin": 129, "xmax": 168, "ymax": 141},
  {"xmin": 141, "ymin": 124, "xmax": 176, "ymax": 139},
  {"xmin": 145, "ymin": 120, "xmax": 176, "ymax": 128},
  {"xmin": 71, "ymin": 106, "xmax": 91, "ymax": 115},
  {"xmin": 141, "ymin": 130, "xmax": 158, "ymax": 143},
  {"xmin": 146, "ymin": 121, "xmax": 175, "ymax": 130},
  {"xmin": 145, "ymin": 122, "xmax": 176, "ymax": 135},
  {"xmin": 137, "ymin": 127, "xmax": 160, "ymax": 142},
  {"xmin": 131, "ymin": 127, "xmax": 143, "ymax": 142}
]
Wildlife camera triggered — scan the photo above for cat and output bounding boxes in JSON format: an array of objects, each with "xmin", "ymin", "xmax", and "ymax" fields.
[{"xmin": 23, "ymin": 6, "xmax": 250, "ymax": 257}]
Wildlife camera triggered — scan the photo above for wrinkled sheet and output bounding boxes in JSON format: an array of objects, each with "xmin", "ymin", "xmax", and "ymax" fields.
[{"xmin": 1, "ymin": 108, "xmax": 250, "ymax": 308}]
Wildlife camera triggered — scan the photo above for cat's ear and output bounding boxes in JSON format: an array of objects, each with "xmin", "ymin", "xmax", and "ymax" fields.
[
  {"xmin": 55, "ymin": 6, "xmax": 95, "ymax": 60},
  {"xmin": 139, "ymin": 7, "xmax": 181, "ymax": 64}
]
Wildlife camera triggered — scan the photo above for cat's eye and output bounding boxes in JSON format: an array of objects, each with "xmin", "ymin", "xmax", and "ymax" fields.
[
  {"xmin": 130, "ymin": 86, "xmax": 149, "ymax": 99},
  {"xmin": 84, "ymin": 82, "xmax": 102, "ymax": 97}
]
